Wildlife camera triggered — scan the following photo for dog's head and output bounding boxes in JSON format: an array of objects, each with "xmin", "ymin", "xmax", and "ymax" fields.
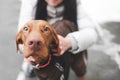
[{"xmin": 16, "ymin": 20, "xmax": 61, "ymax": 67}]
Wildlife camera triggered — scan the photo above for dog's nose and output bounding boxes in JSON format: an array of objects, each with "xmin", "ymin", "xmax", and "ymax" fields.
[{"xmin": 27, "ymin": 37, "xmax": 42, "ymax": 47}]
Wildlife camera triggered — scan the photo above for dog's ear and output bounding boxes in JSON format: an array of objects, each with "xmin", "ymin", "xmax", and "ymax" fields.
[
  {"xmin": 16, "ymin": 30, "xmax": 24, "ymax": 51},
  {"xmin": 50, "ymin": 27, "xmax": 61, "ymax": 54}
]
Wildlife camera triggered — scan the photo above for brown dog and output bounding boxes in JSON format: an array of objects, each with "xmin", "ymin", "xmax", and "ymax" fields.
[{"xmin": 16, "ymin": 20, "xmax": 87, "ymax": 80}]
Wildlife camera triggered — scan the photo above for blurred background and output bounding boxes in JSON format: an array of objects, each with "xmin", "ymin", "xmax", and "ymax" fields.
[{"xmin": 0, "ymin": 0, "xmax": 120, "ymax": 80}]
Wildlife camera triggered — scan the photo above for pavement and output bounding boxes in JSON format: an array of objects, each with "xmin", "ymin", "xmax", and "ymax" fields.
[{"xmin": 0, "ymin": 0, "xmax": 120, "ymax": 80}]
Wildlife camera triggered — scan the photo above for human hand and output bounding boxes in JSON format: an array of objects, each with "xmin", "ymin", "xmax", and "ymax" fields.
[{"xmin": 54, "ymin": 35, "xmax": 72, "ymax": 56}]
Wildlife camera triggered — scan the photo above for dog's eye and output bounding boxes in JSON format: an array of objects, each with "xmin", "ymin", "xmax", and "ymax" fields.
[
  {"xmin": 44, "ymin": 27, "xmax": 49, "ymax": 31},
  {"xmin": 23, "ymin": 27, "xmax": 28, "ymax": 32}
]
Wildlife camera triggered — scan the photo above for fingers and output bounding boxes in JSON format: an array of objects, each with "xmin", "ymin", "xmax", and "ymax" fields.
[{"xmin": 53, "ymin": 35, "xmax": 72, "ymax": 56}]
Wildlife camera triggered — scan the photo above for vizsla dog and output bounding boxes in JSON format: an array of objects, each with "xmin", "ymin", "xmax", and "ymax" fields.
[{"xmin": 16, "ymin": 20, "xmax": 87, "ymax": 80}]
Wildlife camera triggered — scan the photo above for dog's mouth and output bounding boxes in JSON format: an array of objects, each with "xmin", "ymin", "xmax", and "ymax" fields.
[
  {"xmin": 23, "ymin": 43, "xmax": 51, "ymax": 69},
  {"xmin": 31, "ymin": 55, "xmax": 51, "ymax": 69}
]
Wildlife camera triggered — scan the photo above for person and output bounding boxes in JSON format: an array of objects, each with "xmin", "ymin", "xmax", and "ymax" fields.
[{"xmin": 16, "ymin": 0, "xmax": 103, "ymax": 80}]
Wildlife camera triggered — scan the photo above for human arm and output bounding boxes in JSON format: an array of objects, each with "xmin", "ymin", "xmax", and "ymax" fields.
[
  {"xmin": 18, "ymin": 0, "xmax": 37, "ymax": 31},
  {"xmin": 57, "ymin": 28, "xmax": 98, "ymax": 55},
  {"xmin": 58, "ymin": 0, "xmax": 99, "ymax": 55}
]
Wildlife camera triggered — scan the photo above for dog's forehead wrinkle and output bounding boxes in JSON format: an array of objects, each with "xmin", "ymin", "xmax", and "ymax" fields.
[{"xmin": 27, "ymin": 20, "xmax": 51, "ymax": 29}]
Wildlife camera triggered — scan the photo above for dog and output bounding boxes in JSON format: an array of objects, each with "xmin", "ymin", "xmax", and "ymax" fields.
[{"xmin": 16, "ymin": 20, "xmax": 87, "ymax": 80}]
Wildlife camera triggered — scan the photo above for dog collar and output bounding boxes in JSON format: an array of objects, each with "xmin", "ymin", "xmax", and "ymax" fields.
[{"xmin": 36, "ymin": 55, "xmax": 51, "ymax": 69}]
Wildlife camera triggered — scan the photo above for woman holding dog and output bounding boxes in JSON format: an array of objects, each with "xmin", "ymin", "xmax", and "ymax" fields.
[{"xmin": 17, "ymin": 0, "xmax": 103, "ymax": 80}]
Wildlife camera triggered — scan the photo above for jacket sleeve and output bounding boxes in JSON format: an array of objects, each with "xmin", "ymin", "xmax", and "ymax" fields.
[
  {"xmin": 66, "ymin": 0, "xmax": 99, "ymax": 53},
  {"xmin": 18, "ymin": 0, "xmax": 37, "ymax": 31}
]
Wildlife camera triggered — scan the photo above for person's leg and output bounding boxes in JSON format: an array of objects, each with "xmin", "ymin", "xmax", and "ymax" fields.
[
  {"xmin": 70, "ymin": 51, "xmax": 87, "ymax": 80},
  {"xmin": 52, "ymin": 20, "xmax": 77, "ymax": 37},
  {"xmin": 53, "ymin": 20, "xmax": 88, "ymax": 80}
]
